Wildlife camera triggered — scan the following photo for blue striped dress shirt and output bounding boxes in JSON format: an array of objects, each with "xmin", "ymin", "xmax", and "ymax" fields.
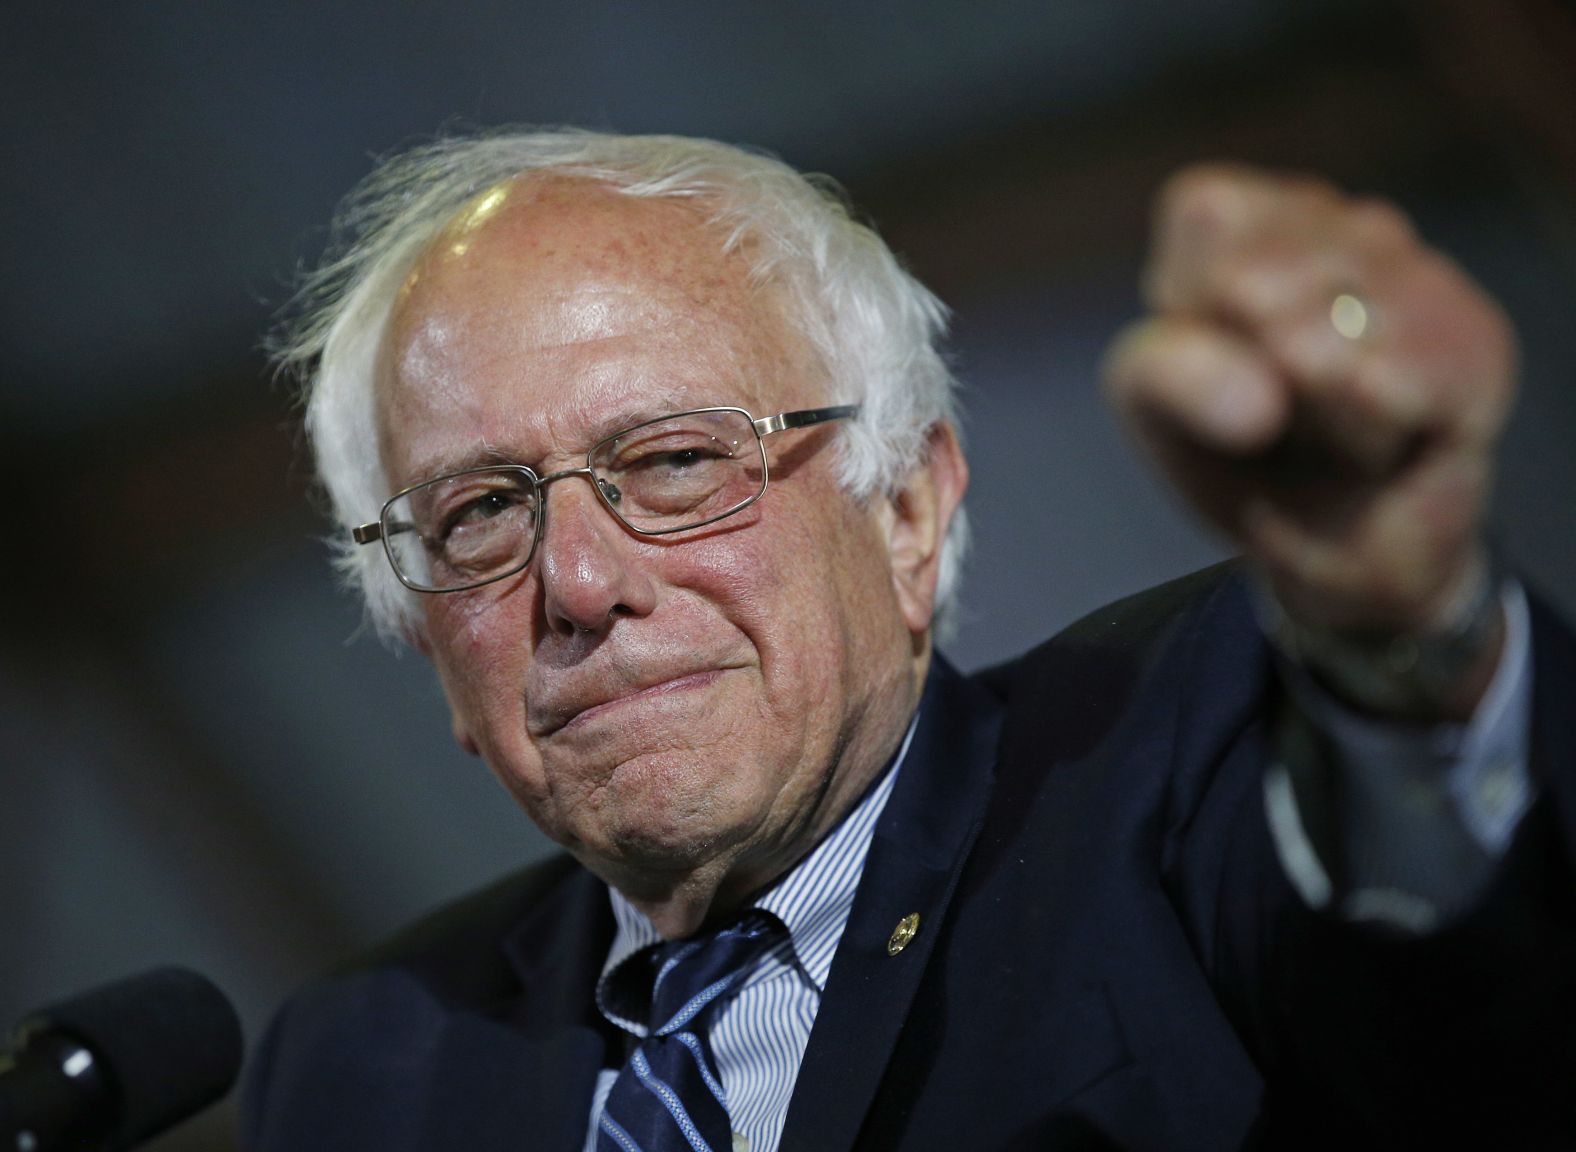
[{"xmin": 584, "ymin": 718, "xmax": 918, "ymax": 1152}]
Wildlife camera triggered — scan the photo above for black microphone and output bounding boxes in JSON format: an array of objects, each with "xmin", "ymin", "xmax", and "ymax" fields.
[{"xmin": 0, "ymin": 966, "xmax": 243, "ymax": 1152}]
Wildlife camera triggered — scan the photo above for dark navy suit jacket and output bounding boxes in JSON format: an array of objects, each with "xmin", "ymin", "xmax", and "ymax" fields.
[{"xmin": 242, "ymin": 567, "xmax": 1576, "ymax": 1150}]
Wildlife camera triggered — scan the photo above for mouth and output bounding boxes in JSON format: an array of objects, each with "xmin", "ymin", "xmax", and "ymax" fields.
[{"xmin": 535, "ymin": 668, "xmax": 730, "ymax": 736}]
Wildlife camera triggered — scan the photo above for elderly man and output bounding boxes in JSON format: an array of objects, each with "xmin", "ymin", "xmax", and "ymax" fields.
[{"xmin": 243, "ymin": 131, "xmax": 1575, "ymax": 1151}]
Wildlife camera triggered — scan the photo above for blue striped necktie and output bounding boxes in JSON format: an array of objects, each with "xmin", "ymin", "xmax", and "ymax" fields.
[{"xmin": 597, "ymin": 911, "xmax": 785, "ymax": 1152}]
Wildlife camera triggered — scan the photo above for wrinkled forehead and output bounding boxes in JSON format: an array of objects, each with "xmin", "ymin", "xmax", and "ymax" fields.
[{"xmin": 374, "ymin": 176, "xmax": 828, "ymax": 483}]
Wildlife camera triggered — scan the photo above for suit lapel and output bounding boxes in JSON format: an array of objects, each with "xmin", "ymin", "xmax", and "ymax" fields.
[
  {"xmin": 779, "ymin": 656, "xmax": 1002, "ymax": 1152},
  {"xmin": 414, "ymin": 1013, "xmax": 606, "ymax": 1151},
  {"xmin": 415, "ymin": 863, "xmax": 616, "ymax": 1150}
]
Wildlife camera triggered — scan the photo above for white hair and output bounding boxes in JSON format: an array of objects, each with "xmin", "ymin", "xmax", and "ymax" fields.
[{"xmin": 273, "ymin": 128, "xmax": 968, "ymax": 643}]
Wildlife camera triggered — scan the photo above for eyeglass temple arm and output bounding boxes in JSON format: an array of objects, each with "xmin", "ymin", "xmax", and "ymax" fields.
[
  {"xmin": 352, "ymin": 517, "xmax": 418, "ymax": 546},
  {"xmin": 752, "ymin": 404, "xmax": 860, "ymax": 436}
]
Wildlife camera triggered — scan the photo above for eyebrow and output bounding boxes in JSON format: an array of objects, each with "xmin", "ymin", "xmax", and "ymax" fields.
[{"xmin": 401, "ymin": 391, "xmax": 721, "ymax": 485}]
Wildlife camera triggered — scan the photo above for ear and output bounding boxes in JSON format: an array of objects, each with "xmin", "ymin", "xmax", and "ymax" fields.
[
  {"xmin": 883, "ymin": 422, "xmax": 968, "ymax": 636},
  {"xmin": 411, "ymin": 627, "xmax": 482, "ymax": 757}
]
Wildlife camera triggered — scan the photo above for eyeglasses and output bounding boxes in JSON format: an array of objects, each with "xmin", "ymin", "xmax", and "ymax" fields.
[{"xmin": 352, "ymin": 404, "xmax": 860, "ymax": 593}]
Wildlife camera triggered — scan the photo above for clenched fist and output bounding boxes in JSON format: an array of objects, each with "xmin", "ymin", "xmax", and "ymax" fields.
[{"xmin": 1104, "ymin": 165, "xmax": 1517, "ymax": 717}]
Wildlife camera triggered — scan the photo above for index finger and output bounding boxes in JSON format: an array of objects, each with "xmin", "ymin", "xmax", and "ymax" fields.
[{"xmin": 1144, "ymin": 164, "xmax": 1343, "ymax": 317}]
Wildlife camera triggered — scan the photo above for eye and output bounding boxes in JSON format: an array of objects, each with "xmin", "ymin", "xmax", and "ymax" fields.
[
  {"xmin": 615, "ymin": 438, "xmax": 732, "ymax": 473},
  {"xmin": 436, "ymin": 486, "xmax": 534, "ymax": 540},
  {"xmin": 651, "ymin": 447, "xmax": 715, "ymax": 469},
  {"xmin": 456, "ymin": 491, "xmax": 519, "ymax": 522}
]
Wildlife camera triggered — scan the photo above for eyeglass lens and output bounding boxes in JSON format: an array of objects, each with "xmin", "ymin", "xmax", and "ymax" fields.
[{"xmin": 381, "ymin": 408, "xmax": 766, "ymax": 591}]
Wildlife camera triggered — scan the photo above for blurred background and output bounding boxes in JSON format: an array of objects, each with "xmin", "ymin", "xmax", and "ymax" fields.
[{"xmin": 3, "ymin": 1, "xmax": 1574, "ymax": 1147}]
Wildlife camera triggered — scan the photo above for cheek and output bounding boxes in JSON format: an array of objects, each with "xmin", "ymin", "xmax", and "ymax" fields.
[
  {"xmin": 428, "ymin": 596, "xmax": 517, "ymax": 702},
  {"xmin": 697, "ymin": 493, "xmax": 897, "ymax": 713},
  {"xmin": 425, "ymin": 593, "xmax": 543, "ymax": 765}
]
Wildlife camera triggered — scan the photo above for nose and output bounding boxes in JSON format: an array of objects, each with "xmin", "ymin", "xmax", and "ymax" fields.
[{"xmin": 533, "ymin": 467, "xmax": 656, "ymax": 635}]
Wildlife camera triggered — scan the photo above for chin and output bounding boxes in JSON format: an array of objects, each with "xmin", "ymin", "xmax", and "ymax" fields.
[{"xmin": 570, "ymin": 751, "xmax": 763, "ymax": 874}]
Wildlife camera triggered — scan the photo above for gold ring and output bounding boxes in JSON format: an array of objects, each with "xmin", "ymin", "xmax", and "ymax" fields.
[{"xmin": 1329, "ymin": 292, "xmax": 1373, "ymax": 341}]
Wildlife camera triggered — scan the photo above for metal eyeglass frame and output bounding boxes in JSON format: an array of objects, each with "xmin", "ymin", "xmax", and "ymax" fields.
[{"xmin": 351, "ymin": 403, "xmax": 861, "ymax": 593}]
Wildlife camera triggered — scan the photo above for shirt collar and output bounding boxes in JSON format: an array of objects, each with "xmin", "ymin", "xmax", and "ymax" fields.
[{"xmin": 596, "ymin": 712, "xmax": 919, "ymax": 1025}]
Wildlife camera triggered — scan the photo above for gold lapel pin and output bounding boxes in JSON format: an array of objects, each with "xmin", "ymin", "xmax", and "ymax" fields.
[{"xmin": 887, "ymin": 913, "xmax": 921, "ymax": 956}]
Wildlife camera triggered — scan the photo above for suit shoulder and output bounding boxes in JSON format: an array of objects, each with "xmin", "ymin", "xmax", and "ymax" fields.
[
  {"xmin": 976, "ymin": 562, "xmax": 1244, "ymax": 761},
  {"xmin": 982, "ymin": 562, "xmax": 1239, "ymax": 689},
  {"xmin": 336, "ymin": 852, "xmax": 588, "ymax": 996},
  {"xmin": 1054, "ymin": 561, "xmax": 1236, "ymax": 646},
  {"xmin": 243, "ymin": 854, "xmax": 602, "ymax": 1151}
]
